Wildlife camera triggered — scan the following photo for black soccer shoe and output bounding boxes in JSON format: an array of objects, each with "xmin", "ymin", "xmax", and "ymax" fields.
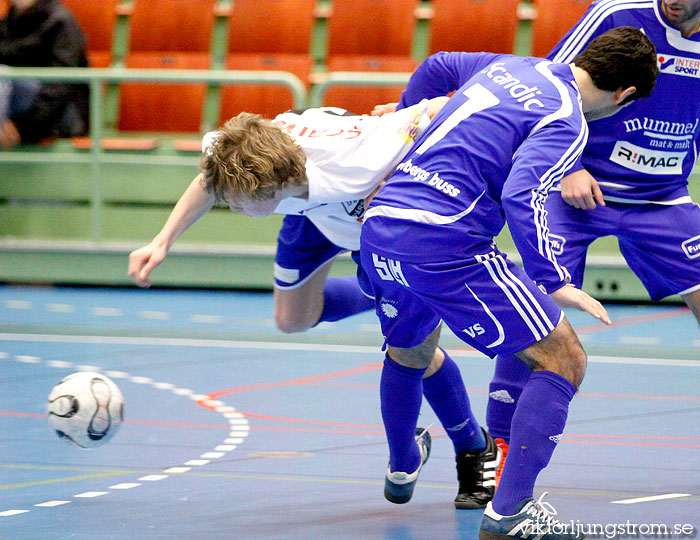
[{"xmin": 454, "ymin": 428, "xmax": 502, "ymax": 509}]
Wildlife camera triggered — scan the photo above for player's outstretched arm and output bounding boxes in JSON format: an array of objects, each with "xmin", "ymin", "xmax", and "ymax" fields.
[
  {"xmin": 560, "ymin": 168, "xmax": 605, "ymax": 210},
  {"xmin": 549, "ymin": 284, "xmax": 611, "ymax": 325},
  {"xmin": 371, "ymin": 102, "xmax": 398, "ymax": 116},
  {"xmin": 128, "ymin": 174, "xmax": 216, "ymax": 287},
  {"xmin": 371, "ymin": 96, "xmax": 449, "ymax": 119}
]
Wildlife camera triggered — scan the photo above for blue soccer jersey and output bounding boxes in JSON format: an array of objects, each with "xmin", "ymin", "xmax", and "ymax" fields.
[
  {"xmin": 549, "ymin": 0, "xmax": 700, "ymax": 202},
  {"xmin": 364, "ymin": 52, "xmax": 587, "ymax": 294}
]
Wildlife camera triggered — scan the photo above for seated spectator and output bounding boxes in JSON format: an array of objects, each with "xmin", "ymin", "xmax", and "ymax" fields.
[{"xmin": 0, "ymin": 0, "xmax": 89, "ymax": 148}]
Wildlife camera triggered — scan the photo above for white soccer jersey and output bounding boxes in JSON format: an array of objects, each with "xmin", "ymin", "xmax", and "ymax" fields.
[{"xmin": 203, "ymin": 101, "xmax": 431, "ymax": 250}]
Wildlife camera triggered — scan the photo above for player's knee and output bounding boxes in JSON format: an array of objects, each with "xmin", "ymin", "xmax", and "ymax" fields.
[
  {"xmin": 387, "ymin": 347, "xmax": 434, "ymax": 370},
  {"xmin": 562, "ymin": 344, "xmax": 587, "ymax": 388},
  {"xmin": 523, "ymin": 324, "xmax": 587, "ymax": 388},
  {"xmin": 275, "ymin": 311, "xmax": 313, "ymax": 334}
]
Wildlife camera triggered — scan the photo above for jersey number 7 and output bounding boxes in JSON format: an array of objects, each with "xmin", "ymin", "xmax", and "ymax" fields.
[{"xmin": 414, "ymin": 83, "xmax": 500, "ymax": 155}]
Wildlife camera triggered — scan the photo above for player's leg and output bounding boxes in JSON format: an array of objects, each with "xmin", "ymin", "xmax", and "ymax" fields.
[
  {"xmin": 617, "ymin": 202, "xmax": 700, "ymax": 306},
  {"xmin": 481, "ymin": 318, "xmax": 586, "ymax": 540},
  {"xmin": 273, "ymin": 215, "xmax": 373, "ymax": 333},
  {"xmin": 384, "ymin": 332, "xmax": 497, "ymax": 507},
  {"xmin": 485, "ymin": 191, "xmax": 602, "ymax": 470},
  {"xmin": 681, "ymin": 288, "xmax": 700, "ymax": 324},
  {"xmin": 490, "ymin": 317, "xmax": 585, "ymax": 512},
  {"xmin": 273, "ymin": 258, "xmax": 334, "ymax": 333},
  {"xmin": 422, "ymin": 345, "xmax": 501, "ymax": 509},
  {"xmin": 315, "ymin": 251, "xmax": 375, "ymax": 324},
  {"xmin": 382, "ymin": 326, "xmax": 441, "ymax": 480},
  {"xmin": 361, "ymin": 251, "xmax": 493, "ymax": 505},
  {"xmin": 407, "ymin": 249, "xmax": 583, "ymax": 537}
]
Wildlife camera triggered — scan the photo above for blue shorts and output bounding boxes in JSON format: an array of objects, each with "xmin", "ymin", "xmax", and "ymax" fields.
[
  {"xmin": 547, "ymin": 193, "xmax": 700, "ymax": 300},
  {"xmin": 359, "ymin": 245, "xmax": 563, "ymax": 358},
  {"xmin": 274, "ymin": 215, "xmax": 360, "ymax": 289}
]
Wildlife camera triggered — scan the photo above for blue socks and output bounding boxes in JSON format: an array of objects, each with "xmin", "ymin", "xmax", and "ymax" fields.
[
  {"xmin": 486, "ymin": 354, "xmax": 531, "ymax": 443},
  {"xmin": 316, "ymin": 276, "xmax": 374, "ymax": 324},
  {"xmin": 381, "ymin": 354, "xmax": 424, "ymax": 473},
  {"xmin": 423, "ymin": 349, "xmax": 485, "ymax": 454},
  {"xmin": 492, "ymin": 370, "xmax": 576, "ymax": 516},
  {"xmin": 381, "ymin": 350, "xmax": 487, "ymax": 473}
]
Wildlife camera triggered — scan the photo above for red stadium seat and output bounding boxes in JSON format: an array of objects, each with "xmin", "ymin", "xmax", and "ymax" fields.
[
  {"xmin": 323, "ymin": 56, "xmax": 417, "ymax": 115},
  {"xmin": 62, "ymin": 0, "xmax": 119, "ymax": 66},
  {"xmin": 221, "ymin": 0, "xmax": 316, "ymax": 120},
  {"xmin": 323, "ymin": 0, "xmax": 418, "ymax": 113},
  {"xmin": 228, "ymin": 0, "xmax": 317, "ymax": 54},
  {"xmin": 428, "ymin": 0, "xmax": 520, "ymax": 55},
  {"xmin": 531, "ymin": 0, "xmax": 593, "ymax": 58},
  {"xmin": 327, "ymin": 0, "xmax": 417, "ymax": 57},
  {"xmin": 118, "ymin": 53, "xmax": 210, "ymax": 132},
  {"xmin": 128, "ymin": 0, "xmax": 217, "ymax": 52},
  {"xmin": 220, "ymin": 54, "xmax": 313, "ymax": 121},
  {"xmin": 119, "ymin": 0, "xmax": 219, "ymax": 132}
]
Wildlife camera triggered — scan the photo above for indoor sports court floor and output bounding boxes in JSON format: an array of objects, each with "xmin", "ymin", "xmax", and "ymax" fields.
[{"xmin": 1, "ymin": 284, "xmax": 699, "ymax": 540}]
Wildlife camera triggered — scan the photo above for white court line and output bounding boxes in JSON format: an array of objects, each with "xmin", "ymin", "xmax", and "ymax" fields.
[
  {"xmin": 1, "ymin": 332, "xmax": 699, "ymax": 367},
  {"xmin": 611, "ymin": 493, "xmax": 692, "ymax": 504},
  {"xmin": 46, "ymin": 303, "xmax": 76, "ymax": 313},
  {"xmin": 109, "ymin": 483, "xmax": 141, "ymax": 490},
  {"xmin": 0, "ymin": 510, "xmax": 29, "ymax": 516},
  {"xmin": 139, "ymin": 311, "xmax": 171, "ymax": 320},
  {"xmin": 90, "ymin": 307, "xmax": 123, "ymax": 317},
  {"xmin": 15, "ymin": 355, "xmax": 41, "ymax": 364},
  {"xmin": 35, "ymin": 501, "xmax": 70, "ymax": 507},
  {"xmin": 74, "ymin": 492, "xmax": 108, "ymax": 498},
  {"xmin": 5, "ymin": 300, "xmax": 31, "ymax": 309},
  {"xmin": 185, "ymin": 459, "xmax": 210, "ymax": 466},
  {"xmin": 139, "ymin": 475, "xmax": 168, "ymax": 481},
  {"xmin": 1, "ymin": 351, "xmax": 250, "ymax": 519},
  {"xmin": 163, "ymin": 467, "xmax": 191, "ymax": 474}
]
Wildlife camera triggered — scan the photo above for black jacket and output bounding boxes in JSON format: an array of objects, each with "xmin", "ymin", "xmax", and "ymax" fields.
[{"xmin": 0, "ymin": 0, "xmax": 89, "ymax": 142}]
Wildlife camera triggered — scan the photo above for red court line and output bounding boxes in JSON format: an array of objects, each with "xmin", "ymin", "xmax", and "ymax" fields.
[
  {"xmin": 1, "ymin": 411, "xmax": 45, "ymax": 418},
  {"xmin": 5, "ymin": 411, "xmax": 698, "ymax": 446},
  {"xmin": 566, "ymin": 433, "xmax": 700, "ymax": 441},
  {"xmin": 248, "ymin": 425, "xmax": 388, "ymax": 436},
  {"xmin": 564, "ymin": 439, "xmax": 700, "ymax": 449},
  {"xmin": 200, "ymin": 363, "xmax": 383, "ymax": 406},
  {"xmin": 579, "ymin": 391, "xmax": 700, "ymax": 402},
  {"xmin": 239, "ymin": 411, "xmax": 382, "ymax": 429},
  {"xmin": 575, "ymin": 306, "xmax": 690, "ymax": 334}
]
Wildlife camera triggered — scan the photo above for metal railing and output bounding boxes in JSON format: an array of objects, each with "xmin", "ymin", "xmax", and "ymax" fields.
[
  {"xmin": 308, "ymin": 71, "xmax": 412, "ymax": 108},
  {"xmin": 0, "ymin": 66, "xmax": 307, "ymax": 241}
]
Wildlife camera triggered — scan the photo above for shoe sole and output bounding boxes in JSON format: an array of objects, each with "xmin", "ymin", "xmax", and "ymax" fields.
[
  {"xmin": 455, "ymin": 498, "xmax": 488, "ymax": 510},
  {"xmin": 479, "ymin": 531, "xmax": 508, "ymax": 540},
  {"xmin": 384, "ymin": 483, "xmax": 415, "ymax": 504},
  {"xmin": 479, "ymin": 530, "xmax": 506, "ymax": 540},
  {"xmin": 479, "ymin": 527, "xmax": 588, "ymax": 540},
  {"xmin": 384, "ymin": 428, "xmax": 431, "ymax": 504},
  {"xmin": 455, "ymin": 430, "xmax": 501, "ymax": 510}
]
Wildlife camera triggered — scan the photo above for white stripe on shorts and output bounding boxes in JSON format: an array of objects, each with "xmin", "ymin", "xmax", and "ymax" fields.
[
  {"xmin": 476, "ymin": 253, "xmax": 548, "ymax": 342},
  {"xmin": 492, "ymin": 254, "xmax": 555, "ymax": 336}
]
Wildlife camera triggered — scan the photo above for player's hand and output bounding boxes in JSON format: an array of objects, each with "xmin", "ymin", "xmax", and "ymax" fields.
[
  {"xmin": 371, "ymin": 102, "xmax": 398, "ymax": 116},
  {"xmin": 560, "ymin": 169, "xmax": 605, "ymax": 210},
  {"xmin": 0, "ymin": 119, "xmax": 21, "ymax": 149},
  {"xmin": 426, "ymin": 96, "xmax": 449, "ymax": 119},
  {"xmin": 127, "ymin": 241, "xmax": 168, "ymax": 288},
  {"xmin": 549, "ymin": 284, "xmax": 611, "ymax": 325}
]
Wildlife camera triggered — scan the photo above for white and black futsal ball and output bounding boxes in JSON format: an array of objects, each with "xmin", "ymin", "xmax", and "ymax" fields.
[{"xmin": 47, "ymin": 372, "xmax": 124, "ymax": 448}]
